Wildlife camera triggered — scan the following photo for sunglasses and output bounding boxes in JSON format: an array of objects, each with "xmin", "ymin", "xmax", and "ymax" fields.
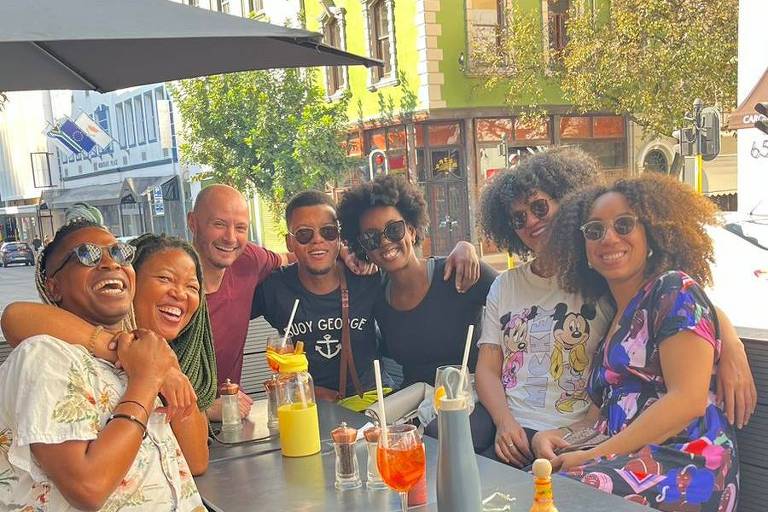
[
  {"xmin": 358, "ymin": 219, "xmax": 407, "ymax": 252},
  {"xmin": 580, "ymin": 214, "xmax": 639, "ymax": 242},
  {"xmin": 49, "ymin": 242, "xmax": 136, "ymax": 278},
  {"xmin": 288, "ymin": 224, "xmax": 340, "ymax": 245},
  {"xmin": 510, "ymin": 198, "xmax": 550, "ymax": 230}
]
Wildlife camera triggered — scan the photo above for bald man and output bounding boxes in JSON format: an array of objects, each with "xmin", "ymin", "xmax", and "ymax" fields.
[
  {"xmin": 189, "ymin": 185, "xmax": 481, "ymax": 419},
  {"xmin": 187, "ymin": 185, "xmax": 285, "ymax": 419}
]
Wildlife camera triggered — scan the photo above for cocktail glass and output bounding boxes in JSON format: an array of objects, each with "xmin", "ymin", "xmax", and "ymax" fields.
[{"xmin": 377, "ymin": 424, "xmax": 426, "ymax": 512}]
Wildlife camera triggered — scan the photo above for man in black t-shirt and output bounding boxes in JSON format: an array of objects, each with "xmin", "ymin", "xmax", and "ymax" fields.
[
  {"xmin": 251, "ymin": 190, "xmax": 481, "ymax": 398},
  {"xmin": 252, "ymin": 264, "xmax": 382, "ymax": 395},
  {"xmin": 251, "ymin": 191, "xmax": 384, "ymax": 398}
]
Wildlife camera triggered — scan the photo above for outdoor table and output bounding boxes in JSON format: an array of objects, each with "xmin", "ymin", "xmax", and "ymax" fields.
[{"xmin": 197, "ymin": 401, "xmax": 648, "ymax": 512}]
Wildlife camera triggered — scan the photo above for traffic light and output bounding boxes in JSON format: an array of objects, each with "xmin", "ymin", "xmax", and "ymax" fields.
[
  {"xmin": 673, "ymin": 128, "xmax": 696, "ymax": 157},
  {"xmin": 699, "ymin": 107, "xmax": 720, "ymax": 161},
  {"xmin": 367, "ymin": 149, "xmax": 388, "ymax": 180},
  {"xmin": 756, "ymin": 102, "xmax": 768, "ymax": 135}
]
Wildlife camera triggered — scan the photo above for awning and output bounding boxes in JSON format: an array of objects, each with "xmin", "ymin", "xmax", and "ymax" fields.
[
  {"xmin": 726, "ymin": 67, "xmax": 768, "ymax": 130},
  {"xmin": 0, "ymin": 205, "xmax": 40, "ymax": 216},
  {"xmin": 40, "ymin": 176, "xmax": 178, "ymax": 210},
  {"xmin": 0, "ymin": 0, "xmax": 380, "ymax": 93},
  {"xmin": 41, "ymin": 182, "xmax": 124, "ymax": 209}
]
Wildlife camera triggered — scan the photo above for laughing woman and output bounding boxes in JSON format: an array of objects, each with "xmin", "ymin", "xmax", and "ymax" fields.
[
  {"xmin": 0, "ymin": 221, "xmax": 206, "ymax": 510},
  {"xmin": 1, "ymin": 232, "xmax": 216, "ymax": 476},
  {"xmin": 536, "ymin": 174, "xmax": 739, "ymax": 511}
]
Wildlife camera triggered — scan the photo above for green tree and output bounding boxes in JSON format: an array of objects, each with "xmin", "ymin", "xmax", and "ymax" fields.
[
  {"xmin": 471, "ymin": 0, "xmax": 737, "ymax": 136},
  {"xmin": 171, "ymin": 69, "xmax": 351, "ymax": 212}
]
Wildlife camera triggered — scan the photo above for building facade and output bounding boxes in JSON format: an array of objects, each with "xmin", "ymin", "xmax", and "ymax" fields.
[
  {"xmin": 0, "ymin": 91, "xmax": 58, "ymax": 242},
  {"xmin": 305, "ymin": 0, "xmax": 632, "ymax": 258},
  {"xmin": 40, "ymin": 85, "xmax": 190, "ymax": 240},
  {"xmin": 734, "ymin": 0, "xmax": 768, "ymax": 214}
]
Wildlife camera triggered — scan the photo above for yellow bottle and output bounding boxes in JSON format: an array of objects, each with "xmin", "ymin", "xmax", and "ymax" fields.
[
  {"xmin": 530, "ymin": 459, "xmax": 558, "ymax": 512},
  {"xmin": 277, "ymin": 402, "xmax": 320, "ymax": 457},
  {"xmin": 275, "ymin": 352, "xmax": 321, "ymax": 457}
]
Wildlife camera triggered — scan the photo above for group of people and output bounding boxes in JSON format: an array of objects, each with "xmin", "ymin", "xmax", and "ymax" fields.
[{"xmin": 0, "ymin": 147, "xmax": 757, "ymax": 511}]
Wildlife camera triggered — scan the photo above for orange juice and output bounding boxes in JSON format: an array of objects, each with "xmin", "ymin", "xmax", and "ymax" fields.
[
  {"xmin": 277, "ymin": 402, "xmax": 320, "ymax": 457},
  {"xmin": 377, "ymin": 443, "xmax": 426, "ymax": 492}
]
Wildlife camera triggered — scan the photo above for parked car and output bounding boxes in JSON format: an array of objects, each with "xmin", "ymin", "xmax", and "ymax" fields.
[
  {"xmin": 706, "ymin": 226, "xmax": 768, "ymax": 330},
  {"xmin": 721, "ymin": 207, "xmax": 768, "ymax": 251},
  {"xmin": 0, "ymin": 242, "xmax": 35, "ymax": 267}
]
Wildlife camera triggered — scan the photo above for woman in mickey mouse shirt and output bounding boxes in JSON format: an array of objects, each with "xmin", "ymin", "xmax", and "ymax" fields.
[{"xmin": 475, "ymin": 148, "xmax": 756, "ymax": 471}]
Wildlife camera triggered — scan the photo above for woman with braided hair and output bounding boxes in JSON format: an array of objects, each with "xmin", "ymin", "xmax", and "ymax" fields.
[
  {"xmin": 2, "ymin": 228, "xmax": 215, "ymax": 476},
  {"xmin": 0, "ymin": 220, "xmax": 206, "ymax": 510}
]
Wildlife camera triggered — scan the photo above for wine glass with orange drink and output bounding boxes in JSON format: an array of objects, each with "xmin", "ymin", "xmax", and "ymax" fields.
[
  {"xmin": 377, "ymin": 424, "xmax": 427, "ymax": 512},
  {"xmin": 266, "ymin": 335, "xmax": 294, "ymax": 372}
]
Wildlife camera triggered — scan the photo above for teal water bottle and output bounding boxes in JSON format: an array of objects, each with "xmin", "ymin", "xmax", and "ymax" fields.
[{"xmin": 436, "ymin": 367, "xmax": 482, "ymax": 512}]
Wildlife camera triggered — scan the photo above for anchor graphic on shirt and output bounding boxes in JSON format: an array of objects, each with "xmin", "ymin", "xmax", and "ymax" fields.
[{"xmin": 315, "ymin": 334, "xmax": 341, "ymax": 359}]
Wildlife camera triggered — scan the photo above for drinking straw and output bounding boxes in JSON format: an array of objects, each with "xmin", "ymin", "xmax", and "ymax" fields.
[
  {"xmin": 373, "ymin": 359, "xmax": 388, "ymax": 447},
  {"xmin": 294, "ymin": 341, "xmax": 304, "ymax": 355},
  {"xmin": 457, "ymin": 324, "xmax": 474, "ymax": 397},
  {"xmin": 283, "ymin": 299, "xmax": 300, "ymax": 346}
]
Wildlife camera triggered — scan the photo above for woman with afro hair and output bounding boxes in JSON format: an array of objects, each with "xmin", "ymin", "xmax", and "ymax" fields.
[
  {"xmin": 535, "ymin": 173, "xmax": 740, "ymax": 510},
  {"xmin": 337, "ymin": 174, "xmax": 498, "ymax": 449},
  {"xmin": 475, "ymin": 148, "xmax": 754, "ymax": 471}
]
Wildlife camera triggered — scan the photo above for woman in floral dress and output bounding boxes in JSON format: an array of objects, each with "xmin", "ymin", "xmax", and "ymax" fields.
[{"xmin": 534, "ymin": 174, "xmax": 738, "ymax": 511}]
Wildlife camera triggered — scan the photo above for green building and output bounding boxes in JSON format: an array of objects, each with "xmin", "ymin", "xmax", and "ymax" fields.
[{"xmin": 305, "ymin": 0, "xmax": 630, "ymax": 258}]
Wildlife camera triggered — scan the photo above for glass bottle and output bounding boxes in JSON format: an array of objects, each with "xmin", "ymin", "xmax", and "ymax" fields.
[{"xmin": 275, "ymin": 353, "xmax": 320, "ymax": 457}]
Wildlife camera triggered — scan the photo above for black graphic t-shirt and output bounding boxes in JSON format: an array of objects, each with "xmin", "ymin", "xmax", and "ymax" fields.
[{"xmin": 251, "ymin": 265, "xmax": 380, "ymax": 394}]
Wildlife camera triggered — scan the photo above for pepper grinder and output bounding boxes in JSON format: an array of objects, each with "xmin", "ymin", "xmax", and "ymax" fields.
[
  {"xmin": 331, "ymin": 422, "xmax": 362, "ymax": 490},
  {"xmin": 220, "ymin": 379, "xmax": 242, "ymax": 432},
  {"xmin": 363, "ymin": 424, "xmax": 388, "ymax": 490}
]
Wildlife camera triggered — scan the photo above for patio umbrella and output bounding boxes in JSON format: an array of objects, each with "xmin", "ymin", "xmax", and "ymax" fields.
[{"xmin": 0, "ymin": 0, "xmax": 380, "ymax": 92}]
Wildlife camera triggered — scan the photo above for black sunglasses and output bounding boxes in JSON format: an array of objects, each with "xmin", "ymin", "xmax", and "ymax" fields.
[
  {"xmin": 288, "ymin": 224, "xmax": 340, "ymax": 245},
  {"xmin": 510, "ymin": 198, "xmax": 550, "ymax": 230},
  {"xmin": 580, "ymin": 214, "xmax": 639, "ymax": 242},
  {"xmin": 49, "ymin": 242, "xmax": 136, "ymax": 278},
  {"xmin": 358, "ymin": 219, "xmax": 407, "ymax": 252}
]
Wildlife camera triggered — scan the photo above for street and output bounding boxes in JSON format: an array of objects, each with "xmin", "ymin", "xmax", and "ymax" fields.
[{"xmin": 0, "ymin": 264, "xmax": 38, "ymax": 342}]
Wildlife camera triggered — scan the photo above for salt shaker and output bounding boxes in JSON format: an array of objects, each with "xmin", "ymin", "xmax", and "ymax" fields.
[
  {"xmin": 331, "ymin": 422, "xmax": 362, "ymax": 490},
  {"xmin": 220, "ymin": 379, "xmax": 242, "ymax": 432},
  {"xmin": 363, "ymin": 424, "xmax": 388, "ymax": 490}
]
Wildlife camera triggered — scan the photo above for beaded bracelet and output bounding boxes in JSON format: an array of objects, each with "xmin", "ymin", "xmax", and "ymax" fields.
[{"xmin": 107, "ymin": 413, "xmax": 148, "ymax": 439}]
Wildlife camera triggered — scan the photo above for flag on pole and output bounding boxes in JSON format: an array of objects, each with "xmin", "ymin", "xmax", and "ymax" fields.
[
  {"xmin": 46, "ymin": 123, "xmax": 82, "ymax": 154},
  {"xmin": 75, "ymin": 112, "xmax": 113, "ymax": 148},
  {"xmin": 60, "ymin": 118, "xmax": 96, "ymax": 153}
]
